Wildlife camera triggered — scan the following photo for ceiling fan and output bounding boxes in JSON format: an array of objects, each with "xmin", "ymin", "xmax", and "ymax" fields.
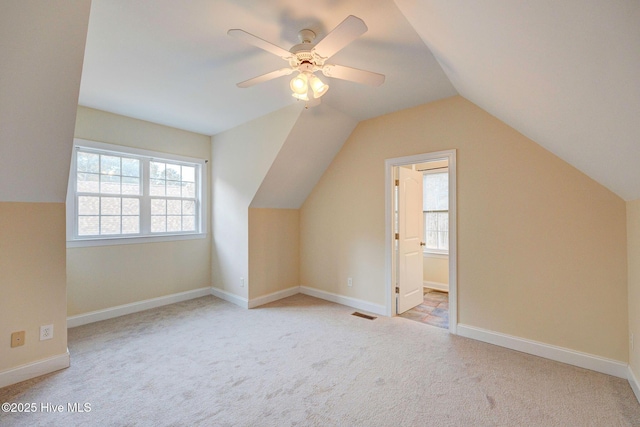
[{"xmin": 228, "ymin": 15, "xmax": 385, "ymax": 103}]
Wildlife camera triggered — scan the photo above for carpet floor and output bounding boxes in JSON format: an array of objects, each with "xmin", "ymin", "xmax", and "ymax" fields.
[{"xmin": 1, "ymin": 294, "xmax": 639, "ymax": 426}]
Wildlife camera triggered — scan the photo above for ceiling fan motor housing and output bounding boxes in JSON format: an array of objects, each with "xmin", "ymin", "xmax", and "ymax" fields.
[{"xmin": 289, "ymin": 29, "xmax": 326, "ymax": 70}]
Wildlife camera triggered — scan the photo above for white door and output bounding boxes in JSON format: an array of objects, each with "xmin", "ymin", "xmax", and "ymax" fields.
[{"xmin": 397, "ymin": 167, "xmax": 424, "ymax": 314}]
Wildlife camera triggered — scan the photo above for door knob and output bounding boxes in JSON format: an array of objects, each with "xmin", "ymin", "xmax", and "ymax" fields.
[{"xmin": 420, "ymin": 242, "xmax": 426, "ymax": 246}]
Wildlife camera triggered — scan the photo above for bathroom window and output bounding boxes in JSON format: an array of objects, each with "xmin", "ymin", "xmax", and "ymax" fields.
[{"xmin": 423, "ymin": 170, "xmax": 448, "ymax": 253}]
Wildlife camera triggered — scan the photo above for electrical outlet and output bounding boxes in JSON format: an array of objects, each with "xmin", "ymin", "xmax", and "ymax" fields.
[
  {"xmin": 11, "ymin": 331, "xmax": 25, "ymax": 347},
  {"xmin": 347, "ymin": 277, "xmax": 353, "ymax": 287},
  {"xmin": 240, "ymin": 277, "xmax": 245, "ymax": 287},
  {"xmin": 40, "ymin": 324, "xmax": 53, "ymax": 341}
]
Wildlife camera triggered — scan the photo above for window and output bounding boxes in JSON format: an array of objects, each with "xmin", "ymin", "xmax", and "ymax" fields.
[
  {"xmin": 68, "ymin": 139, "xmax": 206, "ymax": 246},
  {"xmin": 423, "ymin": 170, "xmax": 448, "ymax": 253}
]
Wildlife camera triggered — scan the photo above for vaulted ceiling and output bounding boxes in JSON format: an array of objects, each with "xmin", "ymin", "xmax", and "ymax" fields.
[{"xmin": 79, "ymin": 0, "xmax": 640, "ymax": 200}]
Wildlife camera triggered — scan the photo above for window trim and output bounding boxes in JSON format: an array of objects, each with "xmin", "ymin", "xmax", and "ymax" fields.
[{"xmin": 66, "ymin": 139, "xmax": 207, "ymax": 248}]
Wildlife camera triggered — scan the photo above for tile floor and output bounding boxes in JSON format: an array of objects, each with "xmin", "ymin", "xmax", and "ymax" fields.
[{"xmin": 398, "ymin": 288, "xmax": 449, "ymax": 329}]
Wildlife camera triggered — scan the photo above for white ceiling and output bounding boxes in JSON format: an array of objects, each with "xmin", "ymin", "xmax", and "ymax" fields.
[
  {"xmin": 79, "ymin": 0, "xmax": 640, "ymax": 201},
  {"xmin": 79, "ymin": 0, "xmax": 455, "ymax": 136}
]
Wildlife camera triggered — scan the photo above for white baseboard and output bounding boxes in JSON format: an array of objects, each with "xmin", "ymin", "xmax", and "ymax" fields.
[
  {"xmin": 423, "ymin": 281, "xmax": 449, "ymax": 293},
  {"xmin": 300, "ymin": 286, "xmax": 386, "ymax": 316},
  {"xmin": 457, "ymin": 324, "xmax": 628, "ymax": 378},
  {"xmin": 210, "ymin": 287, "xmax": 248, "ymax": 309},
  {"xmin": 0, "ymin": 350, "xmax": 70, "ymax": 389},
  {"xmin": 628, "ymin": 366, "xmax": 640, "ymax": 404},
  {"xmin": 67, "ymin": 287, "xmax": 212, "ymax": 328},
  {"xmin": 249, "ymin": 286, "xmax": 300, "ymax": 309}
]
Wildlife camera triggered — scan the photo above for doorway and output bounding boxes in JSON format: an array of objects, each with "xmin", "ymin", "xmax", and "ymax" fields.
[{"xmin": 384, "ymin": 150, "xmax": 457, "ymax": 333}]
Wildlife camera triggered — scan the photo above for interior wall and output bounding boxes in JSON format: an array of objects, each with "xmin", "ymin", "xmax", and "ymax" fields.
[
  {"xmin": 0, "ymin": 204, "xmax": 69, "ymax": 371},
  {"xmin": 211, "ymin": 105, "xmax": 302, "ymax": 298},
  {"xmin": 628, "ymin": 199, "xmax": 640, "ymax": 379},
  {"xmin": 249, "ymin": 208, "xmax": 300, "ymax": 300},
  {"xmin": 423, "ymin": 255, "xmax": 448, "ymax": 287},
  {"xmin": 68, "ymin": 107, "xmax": 212, "ymax": 316},
  {"xmin": 0, "ymin": 0, "xmax": 91, "ymax": 377},
  {"xmin": 300, "ymin": 95, "xmax": 628, "ymax": 362}
]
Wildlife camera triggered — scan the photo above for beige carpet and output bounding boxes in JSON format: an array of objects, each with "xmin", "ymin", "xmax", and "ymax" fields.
[{"xmin": 1, "ymin": 294, "xmax": 639, "ymax": 426}]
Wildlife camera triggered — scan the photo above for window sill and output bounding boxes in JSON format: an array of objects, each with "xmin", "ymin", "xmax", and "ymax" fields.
[
  {"xmin": 67, "ymin": 233, "xmax": 208, "ymax": 248},
  {"xmin": 423, "ymin": 251, "xmax": 449, "ymax": 259}
]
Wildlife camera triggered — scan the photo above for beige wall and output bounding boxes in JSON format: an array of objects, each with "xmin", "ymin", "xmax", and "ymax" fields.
[
  {"xmin": 68, "ymin": 107, "xmax": 212, "ymax": 316},
  {"xmin": 211, "ymin": 105, "xmax": 302, "ymax": 298},
  {"xmin": 0, "ymin": 203, "xmax": 68, "ymax": 371},
  {"xmin": 628, "ymin": 199, "xmax": 640, "ymax": 378},
  {"xmin": 300, "ymin": 96, "xmax": 628, "ymax": 361},
  {"xmin": 423, "ymin": 254, "xmax": 449, "ymax": 287},
  {"xmin": 249, "ymin": 208, "xmax": 300, "ymax": 299}
]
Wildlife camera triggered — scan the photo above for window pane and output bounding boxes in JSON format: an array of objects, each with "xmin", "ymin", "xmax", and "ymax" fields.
[
  {"xmin": 150, "ymin": 162, "xmax": 165, "ymax": 179},
  {"xmin": 423, "ymin": 172, "xmax": 448, "ymax": 211},
  {"xmin": 100, "ymin": 175, "xmax": 121, "ymax": 194},
  {"xmin": 77, "ymin": 152, "xmax": 99, "ymax": 173},
  {"xmin": 101, "ymin": 216, "xmax": 121, "ymax": 235},
  {"xmin": 122, "ymin": 177, "xmax": 140, "ymax": 195},
  {"xmin": 151, "ymin": 216, "xmax": 166, "ymax": 232},
  {"xmin": 122, "ymin": 198, "xmax": 139, "ymax": 215},
  {"xmin": 78, "ymin": 216, "xmax": 99, "ymax": 235},
  {"xmin": 426, "ymin": 231, "xmax": 438, "ymax": 248},
  {"xmin": 183, "ymin": 216, "xmax": 195, "ymax": 231},
  {"xmin": 78, "ymin": 196, "xmax": 99, "ymax": 215},
  {"xmin": 167, "ymin": 216, "xmax": 181, "ymax": 232},
  {"xmin": 425, "ymin": 212, "xmax": 437, "ymax": 231},
  {"xmin": 150, "ymin": 179, "xmax": 165, "ymax": 196},
  {"xmin": 166, "ymin": 180, "xmax": 181, "ymax": 197},
  {"xmin": 439, "ymin": 231, "xmax": 449, "ymax": 250},
  {"xmin": 151, "ymin": 199, "xmax": 166, "ymax": 215},
  {"xmin": 122, "ymin": 216, "xmax": 140, "ymax": 234},
  {"xmin": 77, "ymin": 173, "xmax": 100, "ymax": 193},
  {"xmin": 121, "ymin": 158, "xmax": 140, "ymax": 177},
  {"xmin": 182, "ymin": 166, "xmax": 195, "ymax": 182},
  {"xmin": 167, "ymin": 199, "xmax": 181, "ymax": 215},
  {"xmin": 438, "ymin": 212, "xmax": 449, "ymax": 232},
  {"xmin": 101, "ymin": 155, "xmax": 120, "ymax": 176},
  {"xmin": 166, "ymin": 163, "xmax": 181, "ymax": 180},
  {"xmin": 183, "ymin": 200, "xmax": 195, "ymax": 215},
  {"xmin": 101, "ymin": 197, "xmax": 121, "ymax": 215},
  {"xmin": 182, "ymin": 182, "xmax": 195, "ymax": 198}
]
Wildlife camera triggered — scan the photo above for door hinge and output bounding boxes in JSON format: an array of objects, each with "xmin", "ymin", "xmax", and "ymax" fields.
[
  {"xmin": 395, "ymin": 286, "xmax": 399, "ymax": 294},
  {"xmin": 395, "ymin": 233, "xmax": 399, "ymax": 240},
  {"xmin": 395, "ymin": 179, "xmax": 399, "ymax": 186}
]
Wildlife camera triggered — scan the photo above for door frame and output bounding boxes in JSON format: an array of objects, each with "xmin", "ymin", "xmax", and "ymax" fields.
[{"xmin": 384, "ymin": 149, "xmax": 457, "ymax": 334}]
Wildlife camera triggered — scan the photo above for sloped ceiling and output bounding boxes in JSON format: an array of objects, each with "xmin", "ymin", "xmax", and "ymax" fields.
[
  {"xmin": 251, "ymin": 103, "xmax": 358, "ymax": 209},
  {"xmin": 1, "ymin": 0, "xmax": 91, "ymax": 202},
  {"xmin": 394, "ymin": 0, "xmax": 640, "ymax": 201},
  {"xmin": 79, "ymin": 0, "xmax": 640, "ymax": 201}
]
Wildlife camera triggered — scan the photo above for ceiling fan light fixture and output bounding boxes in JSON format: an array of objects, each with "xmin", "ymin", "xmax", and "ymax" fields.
[
  {"xmin": 292, "ymin": 92, "xmax": 309, "ymax": 101},
  {"xmin": 290, "ymin": 73, "xmax": 308, "ymax": 95},
  {"xmin": 309, "ymin": 74, "xmax": 329, "ymax": 98}
]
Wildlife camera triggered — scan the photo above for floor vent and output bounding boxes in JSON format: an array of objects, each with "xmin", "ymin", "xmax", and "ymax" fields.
[{"xmin": 352, "ymin": 312, "xmax": 377, "ymax": 320}]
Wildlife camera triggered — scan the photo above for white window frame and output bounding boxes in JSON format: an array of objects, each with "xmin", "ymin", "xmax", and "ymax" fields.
[
  {"xmin": 66, "ymin": 139, "xmax": 207, "ymax": 248},
  {"xmin": 423, "ymin": 168, "xmax": 449, "ymax": 255}
]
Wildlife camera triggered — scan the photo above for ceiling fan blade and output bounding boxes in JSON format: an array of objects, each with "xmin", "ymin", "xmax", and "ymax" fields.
[
  {"xmin": 321, "ymin": 64, "xmax": 385, "ymax": 86},
  {"xmin": 228, "ymin": 29, "xmax": 292, "ymax": 59},
  {"xmin": 237, "ymin": 68, "xmax": 293, "ymax": 88},
  {"xmin": 313, "ymin": 15, "xmax": 368, "ymax": 59}
]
